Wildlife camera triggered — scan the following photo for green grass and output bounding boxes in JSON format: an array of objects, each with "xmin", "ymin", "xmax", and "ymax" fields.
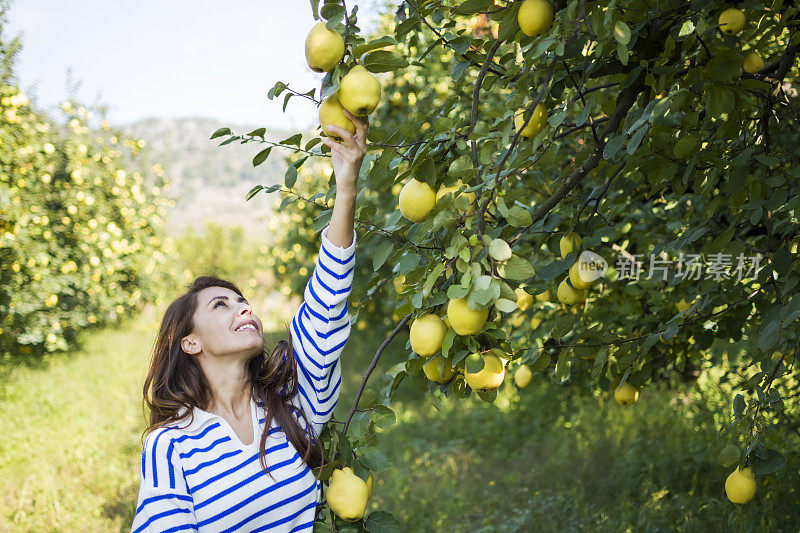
[{"xmin": 1, "ymin": 311, "xmax": 798, "ymax": 532}]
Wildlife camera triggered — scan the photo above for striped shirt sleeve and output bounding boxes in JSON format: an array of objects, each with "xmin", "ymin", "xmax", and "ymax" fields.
[
  {"xmin": 131, "ymin": 427, "xmax": 198, "ymax": 533},
  {"xmin": 289, "ymin": 224, "xmax": 356, "ymax": 439}
]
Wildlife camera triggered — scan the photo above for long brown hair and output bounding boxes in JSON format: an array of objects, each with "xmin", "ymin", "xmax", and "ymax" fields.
[{"xmin": 140, "ymin": 275, "xmax": 324, "ymax": 480}]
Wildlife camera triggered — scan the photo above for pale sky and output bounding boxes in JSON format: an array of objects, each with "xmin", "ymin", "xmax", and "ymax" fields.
[{"xmin": 5, "ymin": 0, "xmax": 384, "ymax": 129}]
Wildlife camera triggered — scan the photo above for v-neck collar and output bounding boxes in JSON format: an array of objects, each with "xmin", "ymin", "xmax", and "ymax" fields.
[{"xmin": 174, "ymin": 395, "xmax": 263, "ymax": 447}]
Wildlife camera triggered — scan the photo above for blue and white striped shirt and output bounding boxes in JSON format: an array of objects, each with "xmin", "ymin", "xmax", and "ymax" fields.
[{"xmin": 131, "ymin": 225, "xmax": 356, "ymax": 532}]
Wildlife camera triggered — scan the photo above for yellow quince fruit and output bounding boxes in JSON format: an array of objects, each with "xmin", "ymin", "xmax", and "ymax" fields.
[
  {"xmin": 409, "ymin": 314, "xmax": 447, "ymax": 357},
  {"xmin": 742, "ymin": 52, "xmax": 764, "ymax": 73},
  {"xmin": 725, "ymin": 466, "xmax": 756, "ymax": 504},
  {"xmin": 305, "ymin": 22, "xmax": 344, "ymax": 72},
  {"xmin": 557, "ymin": 278, "xmax": 587, "ymax": 305},
  {"xmin": 399, "ymin": 179, "xmax": 436, "ymax": 222},
  {"xmin": 422, "ymin": 355, "xmax": 456, "ymax": 383},
  {"xmin": 514, "ymin": 364, "xmax": 533, "ymax": 388},
  {"xmin": 613, "ymin": 382, "xmax": 640, "ymax": 405},
  {"xmin": 514, "ymin": 102, "xmax": 547, "ymax": 137},
  {"xmin": 447, "ymin": 297, "xmax": 489, "ymax": 335},
  {"xmin": 718, "ymin": 8, "xmax": 746, "ymax": 35},
  {"xmin": 327, "ymin": 466, "xmax": 369, "ymax": 521},
  {"xmin": 464, "ymin": 351, "xmax": 506, "ymax": 390},
  {"xmin": 559, "ymin": 232, "xmax": 582, "ymax": 257},
  {"xmin": 518, "ymin": 0, "xmax": 554, "ymax": 36},
  {"xmin": 338, "ymin": 64, "xmax": 382, "ymax": 116},
  {"xmin": 515, "ymin": 287, "xmax": 534, "ymax": 311},
  {"xmin": 319, "ymin": 93, "xmax": 356, "ymax": 140}
]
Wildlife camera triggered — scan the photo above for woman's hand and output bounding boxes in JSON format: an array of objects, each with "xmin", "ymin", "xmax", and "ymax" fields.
[{"xmin": 318, "ymin": 108, "xmax": 368, "ymax": 196}]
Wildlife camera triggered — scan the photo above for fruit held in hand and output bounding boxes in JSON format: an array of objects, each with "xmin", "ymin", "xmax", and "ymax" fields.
[
  {"xmin": 559, "ymin": 232, "xmax": 582, "ymax": 257},
  {"xmin": 557, "ymin": 278, "xmax": 587, "ymax": 305},
  {"xmin": 327, "ymin": 466, "xmax": 369, "ymax": 521},
  {"xmin": 319, "ymin": 93, "xmax": 356, "ymax": 140},
  {"xmin": 518, "ymin": 0, "xmax": 554, "ymax": 36},
  {"xmin": 514, "ymin": 364, "xmax": 533, "ymax": 388},
  {"xmin": 339, "ymin": 64, "xmax": 382, "ymax": 117},
  {"xmin": 718, "ymin": 8, "xmax": 746, "ymax": 35},
  {"xmin": 305, "ymin": 22, "xmax": 345, "ymax": 73},
  {"xmin": 399, "ymin": 179, "xmax": 436, "ymax": 222},
  {"xmin": 515, "ymin": 103, "xmax": 547, "ymax": 137},
  {"xmin": 447, "ymin": 298, "xmax": 489, "ymax": 335},
  {"xmin": 742, "ymin": 52, "xmax": 764, "ymax": 73},
  {"xmin": 725, "ymin": 466, "xmax": 756, "ymax": 504},
  {"xmin": 422, "ymin": 355, "xmax": 456, "ymax": 383},
  {"xmin": 464, "ymin": 352, "xmax": 506, "ymax": 390},
  {"xmin": 409, "ymin": 314, "xmax": 447, "ymax": 357},
  {"xmin": 614, "ymin": 382, "xmax": 640, "ymax": 405}
]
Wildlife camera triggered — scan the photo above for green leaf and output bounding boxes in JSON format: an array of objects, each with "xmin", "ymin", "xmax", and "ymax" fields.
[
  {"xmin": 398, "ymin": 253, "xmax": 421, "ymax": 275},
  {"xmin": 285, "ymin": 165, "xmax": 298, "ymax": 188},
  {"xmin": 733, "ymin": 393, "xmax": 746, "ymax": 418},
  {"xmin": 705, "ymin": 85, "xmax": 734, "ymax": 119},
  {"xmin": 247, "ymin": 127, "xmax": 266, "ymax": 139},
  {"xmin": 506, "ymin": 206, "xmax": 532, "ymax": 227},
  {"xmin": 613, "ymin": 21, "xmax": 631, "ymax": 45},
  {"xmin": 252, "ymin": 147, "xmax": 272, "ymax": 167},
  {"xmin": 372, "ymin": 404, "xmax": 396, "ymax": 428},
  {"xmin": 498, "ymin": 255, "xmax": 535, "ymax": 280},
  {"xmin": 718, "ymin": 444, "xmax": 740, "ymax": 467},
  {"xmin": 497, "ymin": 4, "xmax": 520, "ymax": 42},
  {"xmin": 348, "ymin": 411, "xmax": 372, "ymax": 441},
  {"xmin": 363, "ymin": 50, "xmax": 409, "ymax": 73},
  {"xmin": 279, "ymin": 133, "xmax": 303, "ymax": 147},
  {"xmin": 352, "ymin": 36, "xmax": 398, "ymax": 59},
  {"xmin": 451, "ymin": 60, "xmax": 470, "ymax": 82},
  {"xmin": 603, "ymin": 133, "xmax": 626, "ymax": 161},
  {"xmin": 751, "ymin": 448, "xmax": 787, "ymax": 476},
  {"xmin": 535, "ymin": 259, "xmax": 567, "ymax": 281},
  {"xmin": 357, "ymin": 446, "xmax": 393, "ymax": 472},
  {"xmin": 678, "ymin": 20, "xmax": 694, "ymax": 37},
  {"xmin": 627, "ymin": 125, "xmax": 647, "ymax": 154},
  {"xmin": 373, "ymin": 240, "xmax": 394, "ymax": 271},
  {"xmin": 442, "ymin": 328, "xmax": 456, "ymax": 358},
  {"xmin": 313, "ymin": 520, "xmax": 334, "ymax": 533},
  {"xmin": 210, "ymin": 127, "xmax": 231, "ymax": 140},
  {"xmin": 551, "ymin": 314, "xmax": 576, "ymax": 338},
  {"xmin": 267, "ymin": 81, "xmax": 287, "ymax": 99},
  {"xmin": 364, "ymin": 511, "xmax": 402, "ymax": 533},
  {"xmin": 246, "ymin": 185, "xmax": 263, "ymax": 201},
  {"xmin": 310, "ymin": 0, "xmax": 320, "ymax": 20},
  {"xmin": 555, "ymin": 349, "xmax": 572, "ymax": 383},
  {"xmin": 616, "ymin": 42, "xmax": 629, "ymax": 65},
  {"xmin": 452, "ymin": 0, "xmax": 494, "ymax": 15}
]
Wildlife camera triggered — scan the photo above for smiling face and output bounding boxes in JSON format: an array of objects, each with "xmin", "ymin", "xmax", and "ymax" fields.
[{"xmin": 180, "ymin": 286, "xmax": 265, "ymax": 360}]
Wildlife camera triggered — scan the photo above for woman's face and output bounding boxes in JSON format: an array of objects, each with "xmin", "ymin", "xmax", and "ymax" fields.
[{"xmin": 180, "ymin": 286, "xmax": 265, "ymax": 360}]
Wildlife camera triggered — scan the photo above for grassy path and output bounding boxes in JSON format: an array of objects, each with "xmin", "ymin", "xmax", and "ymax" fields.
[{"xmin": 0, "ymin": 312, "xmax": 158, "ymax": 531}]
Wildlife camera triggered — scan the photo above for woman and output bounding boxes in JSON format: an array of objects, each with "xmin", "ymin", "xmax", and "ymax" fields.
[{"xmin": 131, "ymin": 109, "xmax": 367, "ymax": 532}]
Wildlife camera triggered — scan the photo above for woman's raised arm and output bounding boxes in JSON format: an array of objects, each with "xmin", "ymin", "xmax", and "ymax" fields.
[{"xmin": 319, "ymin": 108, "xmax": 368, "ymax": 248}]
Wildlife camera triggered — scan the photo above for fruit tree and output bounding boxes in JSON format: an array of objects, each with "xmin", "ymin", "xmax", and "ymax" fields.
[{"xmin": 213, "ymin": 0, "xmax": 800, "ymax": 528}]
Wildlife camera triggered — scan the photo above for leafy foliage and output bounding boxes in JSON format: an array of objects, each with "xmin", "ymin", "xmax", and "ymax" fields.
[{"xmin": 213, "ymin": 0, "xmax": 800, "ymax": 525}]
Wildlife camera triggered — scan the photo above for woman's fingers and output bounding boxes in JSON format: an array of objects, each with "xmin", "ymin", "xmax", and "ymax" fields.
[
  {"xmin": 342, "ymin": 109, "xmax": 368, "ymax": 148},
  {"xmin": 326, "ymin": 124, "xmax": 359, "ymax": 151}
]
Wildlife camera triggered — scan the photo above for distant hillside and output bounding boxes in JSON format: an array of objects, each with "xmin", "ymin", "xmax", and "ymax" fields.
[{"xmin": 123, "ymin": 117, "xmax": 313, "ymax": 237}]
